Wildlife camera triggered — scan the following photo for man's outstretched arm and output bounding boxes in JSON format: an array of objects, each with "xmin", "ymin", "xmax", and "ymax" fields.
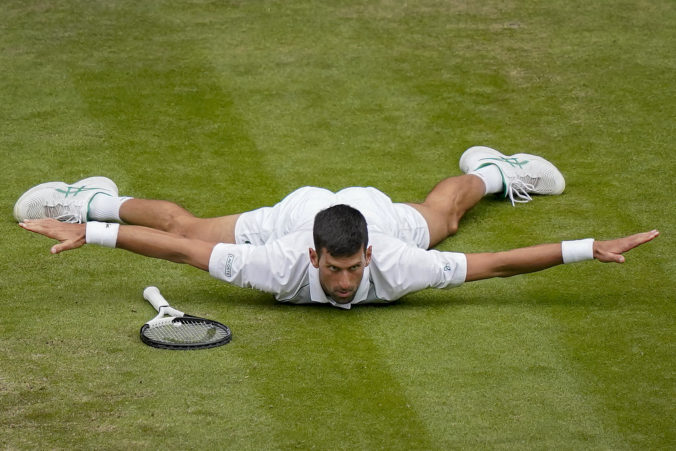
[
  {"xmin": 464, "ymin": 230, "xmax": 659, "ymax": 282},
  {"xmin": 19, "ymin": 218, "xmax": 215, "ymax": 271}
]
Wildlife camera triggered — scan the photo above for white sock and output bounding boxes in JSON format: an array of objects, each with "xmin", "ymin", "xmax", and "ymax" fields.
[
  {"xmin": 470, "ymin": 164, "xmax": 504, "ymax": 195},
  {"xmin": 88, "ymin": 195, "xmax": 133, "ymax": 222}
]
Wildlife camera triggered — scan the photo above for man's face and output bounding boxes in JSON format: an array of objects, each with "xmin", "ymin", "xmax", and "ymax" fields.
[{"xmin": 309, "ymin": 246, "xmax": 372, "ymax": 304}]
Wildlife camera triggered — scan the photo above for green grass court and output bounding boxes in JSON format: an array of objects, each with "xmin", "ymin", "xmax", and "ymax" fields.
[{"xmin": 1, "ymin": 0, "xmax": 674, "ymax": 449}]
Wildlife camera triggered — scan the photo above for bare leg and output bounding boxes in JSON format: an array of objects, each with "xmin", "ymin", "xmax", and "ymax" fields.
[
  {"xmin": 119, "ymin": 199, "xmax": 240, "ymax": 244},
  {"xmin": 407, "ymin": 174, "xmax": 485, "ymax": 248}
]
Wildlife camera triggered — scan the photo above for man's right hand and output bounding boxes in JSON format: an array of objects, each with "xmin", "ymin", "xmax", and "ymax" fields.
[{"xmin": 19, "ymin": 218, "xmax": 87, "ymax": 254}]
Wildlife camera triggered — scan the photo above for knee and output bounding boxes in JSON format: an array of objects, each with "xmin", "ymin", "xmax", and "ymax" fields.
[
  {"xmin": 445, "ymin": 219, "xmax": 459, "ymax": 236},
  {"xmin": 162, "ymin": 211, "xmax": 194, "ymax": 237}
]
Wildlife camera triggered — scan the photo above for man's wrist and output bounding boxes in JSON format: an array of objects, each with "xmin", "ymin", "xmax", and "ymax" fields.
[
  {"xmin": 85, "ymin": 222, "xmax": 119, "ymax": 248},
  {"xmin": 561, "ymin": 238, "xmax": 595, "ymax": 264}
]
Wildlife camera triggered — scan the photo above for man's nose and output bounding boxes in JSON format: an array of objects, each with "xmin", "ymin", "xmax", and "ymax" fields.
[{"xmin": 338, "ymin": 271, "xmax": 351, "ymax": 288}]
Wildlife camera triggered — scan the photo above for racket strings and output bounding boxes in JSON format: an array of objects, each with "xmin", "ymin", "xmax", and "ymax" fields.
[{"xmin": 143, "ymin": 319, "xmax": 229, "ymax": 345}]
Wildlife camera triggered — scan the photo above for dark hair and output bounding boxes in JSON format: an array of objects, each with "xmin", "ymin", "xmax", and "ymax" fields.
[{"xmin": 313, "ymin": 204, "xmax": 368, "ymax": 258}]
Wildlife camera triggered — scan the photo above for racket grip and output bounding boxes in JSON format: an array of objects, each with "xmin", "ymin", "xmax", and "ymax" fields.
[{"xmin": 143, "ymin": 286, "xmax": 170, "ymax": 312}]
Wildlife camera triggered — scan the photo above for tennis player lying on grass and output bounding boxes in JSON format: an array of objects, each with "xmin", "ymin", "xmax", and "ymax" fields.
[{"xmin": 16, "ymin": 146, "xmax": 658, "ymax": 309}]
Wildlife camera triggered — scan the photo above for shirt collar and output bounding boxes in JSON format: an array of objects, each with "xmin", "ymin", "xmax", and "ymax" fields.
[{"xmin": 308, "ymin": 264, "xmax": 371, "ymax": 310}]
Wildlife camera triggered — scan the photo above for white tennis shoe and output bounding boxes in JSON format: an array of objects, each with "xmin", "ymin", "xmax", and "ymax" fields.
[
  {"xmin": 459, "ymin": 146, "xmax": 565, "ymax": 205},
  {"xmin": 14, "ymin": 176, "xmax": 118, "ymax": 223}
]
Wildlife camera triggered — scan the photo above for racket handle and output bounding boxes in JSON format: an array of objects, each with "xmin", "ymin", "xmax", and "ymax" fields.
[{"xmin": 143, "ymin": 286, "xmax": 170, "ymax": 312}]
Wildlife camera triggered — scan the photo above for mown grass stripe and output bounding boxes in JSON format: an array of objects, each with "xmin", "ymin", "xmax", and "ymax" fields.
[
  {"xmin": 50, "ymin": 1, "xmax": 275, "ymax": 214},
  {"xmin": 233, "ymin": 306, "xmax": 436, "ymax": 449},
  {"xmin": 365, "ymin": 299, "xmax": 632, "ymax": 448}
]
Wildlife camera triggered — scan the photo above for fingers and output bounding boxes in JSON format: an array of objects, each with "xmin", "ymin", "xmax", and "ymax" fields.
[
  {"xmin": 637, "ymin": 229, "xmax": 660, "ymax": 245},
  {"xmin": 594, "ymin": 230, "xmax": 659, "ymax": 264},
  {"xmin": 19, "ymin": 219, "xmax": 38, "ymax": 231},
  {"xmin": 19, "ymin": 219, "xmax": 87, "ymax": 254},
  {"xmin": 594, "ymin": 246, "xmax": 625, "ymax": 264},
  {"xmin": 19, "ymin": 218, "xmax": 60, "ymax": 234},
  {"xmin": 620, "ymin": 230, "xmax": 660, "ymax": 254},
  {"xmin": 51, "ymin": 239, "xmax": 83, "ymax": 254},
  {"xmin": 20, "ymin": 218, "xmax": 57, "ymax": 226}
]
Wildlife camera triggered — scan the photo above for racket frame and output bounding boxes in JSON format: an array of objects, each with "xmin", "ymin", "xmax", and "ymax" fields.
[{"xmin": 140, "ymin": 287, "xmax": 231, "ymax": 350}]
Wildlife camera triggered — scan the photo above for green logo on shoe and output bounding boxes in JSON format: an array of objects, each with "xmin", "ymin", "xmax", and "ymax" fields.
[
  {"xmin": 56, "ymin": 186, "xmax": 104, "ymax": 198},
  {"xmin": 481, "ymin": 156, "xmax": 529, "ymax": 168}
]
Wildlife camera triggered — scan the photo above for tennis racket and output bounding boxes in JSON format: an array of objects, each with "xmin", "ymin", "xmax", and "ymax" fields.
[{"xmin": 140, "ymin": 286, "xmax": 232, "ymax": 350}]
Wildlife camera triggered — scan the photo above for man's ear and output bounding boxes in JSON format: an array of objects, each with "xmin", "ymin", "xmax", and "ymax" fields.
[
  {"xmin": 309, "ymin": 248, "xmax": 320, "ymax": 268},
  {"xmin": 364, "ymin": 245, "xmax": 372, "ymax": 266}
]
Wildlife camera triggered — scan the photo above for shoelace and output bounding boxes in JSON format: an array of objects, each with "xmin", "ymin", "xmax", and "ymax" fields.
[
  {"xmin": 45, "ymin": 203, "xmax": 83, "ymax": 223},
  {"xmin": 506, "ymin": 179, "xmax": 534, "ymax": 206}
]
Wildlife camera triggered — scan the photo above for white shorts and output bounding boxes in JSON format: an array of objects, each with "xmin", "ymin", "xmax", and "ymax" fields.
[{"xmin": 235, "ymin": 186, "xmax": 431, "ymax": 249}]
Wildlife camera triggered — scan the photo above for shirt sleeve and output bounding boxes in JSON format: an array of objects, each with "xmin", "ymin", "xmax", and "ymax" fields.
[
  {"xmin": 368, "ymin": 233, "xmax": 467, "ymax": 300},
  {"xmin": 208, "ymin": 231, "xmax": 312, "ymax": 299}
]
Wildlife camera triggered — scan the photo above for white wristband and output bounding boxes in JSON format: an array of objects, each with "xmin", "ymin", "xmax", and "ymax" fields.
[
  {"xmin": 561, "ymin": 238, "xmax": 595, "ymax": 264},
  {"xmin": 86, "ymin": 222, "xmax": 119, "ymax": 248}
]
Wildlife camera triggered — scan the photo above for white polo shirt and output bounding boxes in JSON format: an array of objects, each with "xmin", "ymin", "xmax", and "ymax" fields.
[
  {"xmin": 208, "ymin": 226, "xmax": 467, "ymax": 309},
  {"xmin": 207, "ymin": 186, "xmax": 467, "ymax": 309}
]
